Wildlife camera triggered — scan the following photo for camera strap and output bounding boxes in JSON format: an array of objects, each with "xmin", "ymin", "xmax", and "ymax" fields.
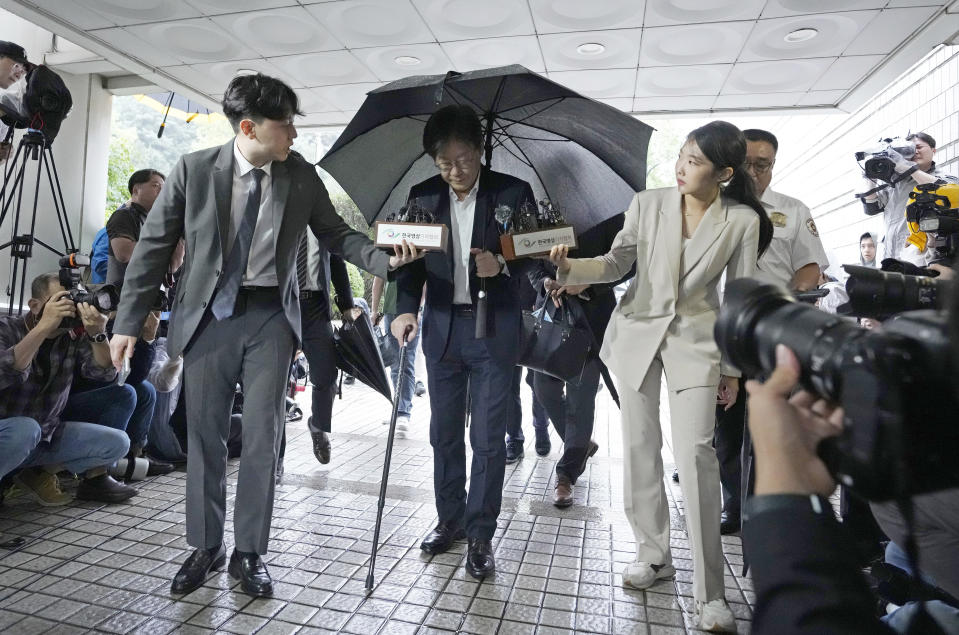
[
  {"xmin": 891, "ymin": 164, "xmax": 919, "ymax": 185},
  {"xmin": 855, "ymin": 181, "xmax": 889, "ymax": 199}
]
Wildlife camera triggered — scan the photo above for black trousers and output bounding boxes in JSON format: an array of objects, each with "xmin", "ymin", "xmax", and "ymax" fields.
[
  {"xmin": 713, "ymin": 376, "xmax": 745, "ymax": 520},
  {"xmin": 533, "ymin": 357, "xmax": 601, "ymax": 483},
  {"xmin": 300, "ymin": 293, "xmax": 338, "ymax": 434},
  {"xmin": 427, "ymin": 314, "xmax": 513, "ymax": 540}
]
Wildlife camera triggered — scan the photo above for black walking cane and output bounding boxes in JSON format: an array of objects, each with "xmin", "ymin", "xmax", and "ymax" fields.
[{"xmin": 366, "ymin": 324, "xmax": 414, "ymax": 593}]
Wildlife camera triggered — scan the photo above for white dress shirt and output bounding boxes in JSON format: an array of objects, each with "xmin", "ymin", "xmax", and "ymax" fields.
[
  {"xmin": 301, "ymin": 231, "xmax": 323, "ymax": 292},
  {"xmin": 448, "ymin": 179, "xmax": 480, "ymax": 305},
  {"xmin": 230, "ymin": 140, "xmax": 278, "ymax": 287},
  {"xmin": 754, "ymin": 188, "xmax": 830, "ymax": 288}
]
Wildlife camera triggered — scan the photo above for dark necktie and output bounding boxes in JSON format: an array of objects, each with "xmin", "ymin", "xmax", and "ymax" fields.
[
  {"xmin": 296, "ymin": 232, "xmax": 310, "ymax": 291},
  {"xmin": 211, "ymin": 167, "xmax": 265, "ymax": 320}
]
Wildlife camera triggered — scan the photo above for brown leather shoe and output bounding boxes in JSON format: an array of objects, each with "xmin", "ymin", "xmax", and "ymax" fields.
[{"xmin": 553, "ymin": 474, "xmax": 574, "ymax": 508}]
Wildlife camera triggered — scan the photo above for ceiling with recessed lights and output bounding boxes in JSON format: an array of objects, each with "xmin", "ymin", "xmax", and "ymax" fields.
[{"xmin": 3, "ymin": 0, "xmax": 959, "ymax": 127}]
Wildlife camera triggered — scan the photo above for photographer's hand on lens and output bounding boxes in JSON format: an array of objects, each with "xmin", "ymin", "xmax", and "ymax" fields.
[
  {"xmin": 470, "ymin": 248, "xmax": 502, "ymax": 277},
  {"xmin": 389, "ymin": 240, "xmax": 423, "ymax": 269},
  {"xmin": 929, "ymin": 263, "xmax": 956, "ymax": 280},
  {"xmin": 745, "ymin": 344, "xmax": 844, "ymax": 497},
  {"xmin": 37, "ymin": 291, "xmax": 75, "ymax": 334},
  {"xmin": 390, "ymin": 312, "xmax": 418, "ymax": 345},
  {"xmin": 77, "ymin": 302, "xmax": 108, "ymax": 336},
  {"xmin": 716, "ymin": 374, "xmax": 739, "ymax": 411}
]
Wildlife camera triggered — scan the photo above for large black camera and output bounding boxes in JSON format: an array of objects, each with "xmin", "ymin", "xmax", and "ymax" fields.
[
  {"xmin": 715, "ymin": 278, "xmax": 958, "ymax": 500},
  {"xmin": 855, "ymin": 138, "xmax": 916, "ymax": 185},
  {"xmin": 0, "ymin": 65, "xmax": 72, "ymax": 144},
  {"xmin": 839, "ymin": 264, "xmax": 947, "ymax": 320},
  {"xmin": 57, "ymin": 253, "xmax": 119, "ymax": 328}
]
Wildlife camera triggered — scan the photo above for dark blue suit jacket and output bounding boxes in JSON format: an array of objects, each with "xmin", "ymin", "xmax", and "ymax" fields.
[{"xmin": 395, "ymin": 168, "xmax": 535, "ymax": 363}]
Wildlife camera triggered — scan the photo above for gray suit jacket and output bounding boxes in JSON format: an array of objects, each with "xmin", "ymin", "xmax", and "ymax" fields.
[
  {"xmin": 113, "ymin": 140, "xmax": 391, "ymax": 357},
  {"xmin": 559, "ymin": 187, "xmax": 760, "ymax": 392}
]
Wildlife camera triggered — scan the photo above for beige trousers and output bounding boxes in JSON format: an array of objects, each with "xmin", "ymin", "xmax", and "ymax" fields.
[{"xmin": 617, "ymin": 356, "xmax": 725, "ymax": 601}]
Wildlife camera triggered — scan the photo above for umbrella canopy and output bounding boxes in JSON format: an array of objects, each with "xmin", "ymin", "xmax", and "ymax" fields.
[
  {"xmin": 333, "ymin": 313, "xmax": 392, "ymax": 402},
  {"xmin": 319, "ymin": 65, "xmax": 653, "ymax": 234},
  {"xmin": 134, "ymin": 92, "xmax": 227, "ymax": 138}
]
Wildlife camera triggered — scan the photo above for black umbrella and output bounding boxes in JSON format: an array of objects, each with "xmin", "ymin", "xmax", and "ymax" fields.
[
  {"xmin": 333, "ymin": 312, "xmax": 392, "ymax": 402},
  {"xmin": 318, "ymin": 64, "xmax": 653, "ymax": 233}
]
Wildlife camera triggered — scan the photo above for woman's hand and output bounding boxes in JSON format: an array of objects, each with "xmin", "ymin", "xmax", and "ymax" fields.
[
  {"xmin": 717, "ymin": 375, "xmax": 739, "ymax": 411},
  {"xmin": 548, "ymin": 244, "xmax": 572, "ymax": 275}
]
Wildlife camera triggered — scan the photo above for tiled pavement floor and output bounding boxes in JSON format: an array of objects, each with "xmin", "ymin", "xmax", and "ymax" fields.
[{"xmin": 0, "ymin": 366, "xmax": 754, "ymax": 634}]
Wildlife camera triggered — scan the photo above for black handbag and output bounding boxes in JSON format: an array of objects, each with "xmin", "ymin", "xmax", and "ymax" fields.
[{"xmin": 518, "ymin": 296, "xmax": 592, "ymax": 383}]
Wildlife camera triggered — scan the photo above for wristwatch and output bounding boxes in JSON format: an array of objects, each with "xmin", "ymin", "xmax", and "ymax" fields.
[{"xmin": 91, "ymin": 332, "xmax": 108, "ymax": 344}]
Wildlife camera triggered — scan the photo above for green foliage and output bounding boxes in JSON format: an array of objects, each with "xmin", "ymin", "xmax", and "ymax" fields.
[
  {"xmin": 645, "ymin": 120, "xmax": 689, "ymax": 190},
  {"xmin": 109, "ymin": 95, "xmax": 234, "ymax": 179},
  {"xmin": 105, "ymin": 134, "xmax": 136, "ymax": 220},
  {"xmin": 346, "ymin": 262, "xmax": 365, "ymax": 299}
]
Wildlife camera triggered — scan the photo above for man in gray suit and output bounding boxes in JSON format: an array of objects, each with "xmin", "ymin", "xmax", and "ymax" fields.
[{"xmin": 110, "ymin": 74, "xmax": 420, "ymax": 597}]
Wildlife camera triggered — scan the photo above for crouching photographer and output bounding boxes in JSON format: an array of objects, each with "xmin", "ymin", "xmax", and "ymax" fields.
[
  {"xmin": 0, "ymin": 272, "xmax": 136, "ymax": 504},
  {"xmin": 715, "ymin": 266, "xmax": 959, "ymax": 633}
]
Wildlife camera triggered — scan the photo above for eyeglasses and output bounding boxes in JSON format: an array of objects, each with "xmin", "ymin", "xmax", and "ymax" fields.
[
  {"xmin": 435, "ymin": 156, "xmax": 476, "ymax": 174},
  {"xmin": 744, "ymin": 160, "xmax": 774, "ymax": 175}
]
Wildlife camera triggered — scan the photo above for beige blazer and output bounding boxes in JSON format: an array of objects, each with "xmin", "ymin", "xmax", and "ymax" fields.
[{"xmin": 559, "ymin": 187, "xmax": 759, "ymax": 392}]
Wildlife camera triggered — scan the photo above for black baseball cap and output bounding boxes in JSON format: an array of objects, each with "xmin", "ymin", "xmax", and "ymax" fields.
[{"xmin": 0, "ymin": 41, "xmax": 28, "ymax": 65}]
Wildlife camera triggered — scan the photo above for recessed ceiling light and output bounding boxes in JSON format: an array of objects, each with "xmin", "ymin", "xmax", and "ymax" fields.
[
  {"xmin": 576, "ymin": 42, "xmax": 606, "ymax": 56},
  {"xmin": 235, "ymin": 68, "xmax": 257, "ymax": 75},
  {"xmin": 784, "ymin": 28, "xmax": 818, "ymax": 43},
  {"xmin": 394, "ymin": 56, "xmax": 421, "ymax": 66}
]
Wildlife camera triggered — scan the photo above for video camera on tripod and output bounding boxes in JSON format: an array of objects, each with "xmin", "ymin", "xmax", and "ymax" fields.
[{"xmin": 1, "ymin": 62, "xmax": 75, "ymax": 315}]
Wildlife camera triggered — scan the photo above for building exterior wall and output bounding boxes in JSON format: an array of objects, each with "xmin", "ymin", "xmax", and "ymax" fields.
[{"xmin": 775, "ymin": 44, "xmax": 959, "ymax": 270}]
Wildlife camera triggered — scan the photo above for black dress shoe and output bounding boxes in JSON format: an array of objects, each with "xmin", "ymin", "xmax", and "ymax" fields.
[
  {"xmin": 228, "ymin": 549, "xmax": 273, "ymax": 597},
  {"xmin": 465, "ymin": 538, "xmax": 495, "ymax": 579},
  {"xmin": 672, "ymin": 468, "xmax": 680, "ymax": 483},
  {"xmin": 719, "ymin": 514, "xmax": 741, "ymax": 535},
  {"xmin": 171, "ymin": 545, "xmax": 226, "ymax": 594},
  {"xmin": 76, "ymin": 473, "xmax": 137, "ymax": 503},
  {"xmin": 505, "ymin": 440, "xmax": 524, "ymax": 464},
  {"xmin": 419, "ymin": 523, "xmax": 465, "ymax": 555},
  {"xmin": 308, "ymin": 417, "xmax": 331, "ymax": 464}
]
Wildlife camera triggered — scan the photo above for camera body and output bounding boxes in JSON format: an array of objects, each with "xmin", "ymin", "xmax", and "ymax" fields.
[
  {"xmin": 855, "ymin": 138, "xmax": 916, "ymax": 184},
  {"xmin": 906, "ymin": 181, "xmax": 959, "ymax": 264},
  {"xmin": 715, "ymin": 278, "xmax": 958, "ymax": 501},
  {"xmin": 57, "ymin": 253, "xmax": 119, "ymax": 328}
]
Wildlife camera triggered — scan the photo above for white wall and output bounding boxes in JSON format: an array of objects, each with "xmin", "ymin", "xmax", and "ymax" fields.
[{"xmin": 1, "ymin": 7, "xmax": 112, "ymax": 309}]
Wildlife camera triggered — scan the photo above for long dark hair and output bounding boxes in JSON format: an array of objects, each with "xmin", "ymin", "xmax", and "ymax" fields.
[{"xmin": 688, "ymin": 121, "xmax": 773, "ymax": 256}]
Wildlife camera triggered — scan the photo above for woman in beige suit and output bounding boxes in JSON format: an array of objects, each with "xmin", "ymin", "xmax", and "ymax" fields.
[{"xmin": 550, "ymin": 121, "xmax": 772, "ymax": 633}]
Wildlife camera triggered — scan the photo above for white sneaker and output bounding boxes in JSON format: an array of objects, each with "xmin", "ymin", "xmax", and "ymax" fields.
[
  {"xmin": 621, "ymin": 562, "xmax": 675, "ymax": 589},
  {"xmin": 690, "ymin": 598, "xmax": 737, "ymax": 633},
  {"xmin": 394, "ymin": 415, "xmax": 410, "ymax": 438}
]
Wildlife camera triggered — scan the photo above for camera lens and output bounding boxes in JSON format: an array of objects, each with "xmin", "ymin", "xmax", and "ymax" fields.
[
  {"xmin": 715, "ymin": 278, "xmax": 867, "ymax": 401},
  {"xmin": 91, "ymin": 285, "xmax": 120, "ymax": 312},
  {"xmin": 842, "ymin": 265, "xmax": 941, "ymax": 319}
]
